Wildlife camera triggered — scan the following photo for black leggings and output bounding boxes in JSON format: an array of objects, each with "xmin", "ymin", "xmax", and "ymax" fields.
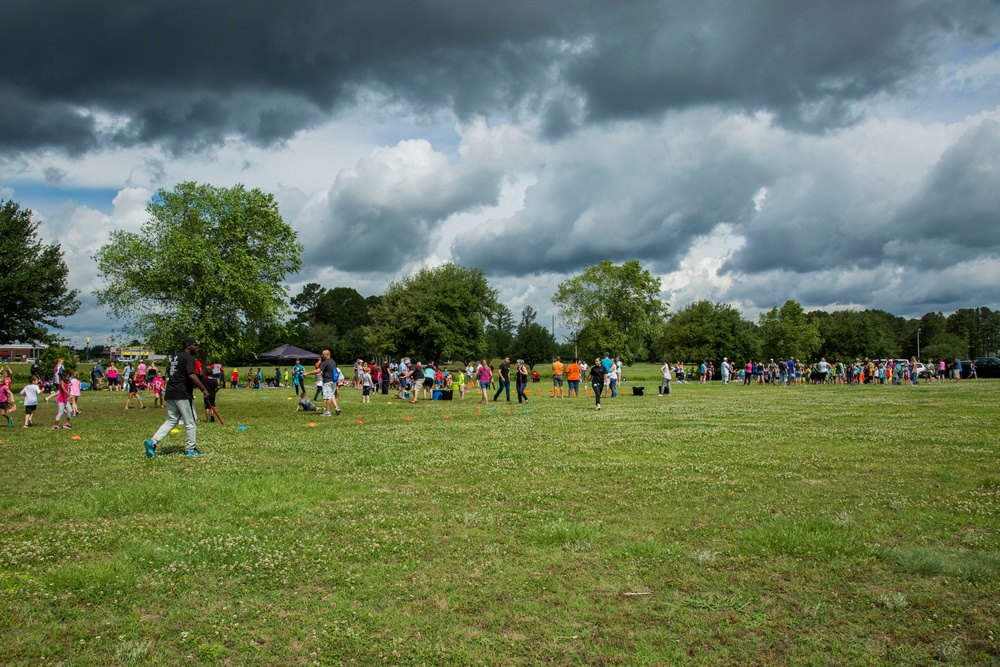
[{"xmin": 593, "ymin": 382, "xmax": 603, "ymax": 405}]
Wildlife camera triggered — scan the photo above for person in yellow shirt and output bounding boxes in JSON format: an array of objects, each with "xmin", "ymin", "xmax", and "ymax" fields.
[
  {"xmin": 551, "ymin": 356, "xmax": 564, "ymax": 397},
  {"xmin": 565, "ymin": 358, "xmax": 581, "ymax": 397}
]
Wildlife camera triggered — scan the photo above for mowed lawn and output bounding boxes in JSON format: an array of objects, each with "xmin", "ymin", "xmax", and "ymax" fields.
[{"xmin": 1, "ymin": 373, "xmax": 998, "ymax": 666}]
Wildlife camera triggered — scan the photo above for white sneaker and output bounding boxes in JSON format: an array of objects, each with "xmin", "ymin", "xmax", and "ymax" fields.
[{"xmin": 321, "ymin": 411, "xmax": 332, "ymax": 417}]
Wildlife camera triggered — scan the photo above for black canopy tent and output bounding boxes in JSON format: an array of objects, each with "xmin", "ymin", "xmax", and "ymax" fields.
[{"xmin": 256, "ymin": 344, "xmax": 321, "ymax": 364}]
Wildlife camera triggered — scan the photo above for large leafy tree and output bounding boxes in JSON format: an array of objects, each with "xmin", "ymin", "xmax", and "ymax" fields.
[
  {"xmin": 659, "ymin": 300, "xmax": 760, "ymax": 363},
  {"xmin": 0, "ymin": 199, "xmax": 80, "ymax": 343},
  {"xmin": 810, "ymin": 309, "xmax": 899, "ymax": 360},
  {"xmin": 365, "ymin": 263, "xmax": 498, "ymax": 364},
  {"xmin": 758, "ymin": 300, "xmax": 822, "ymax": 361},
  {"xmin": 484, "ymin": 302, "xmax": 515, "ymax": 361},
  {"xmin": 290, "ymin": 283, "xmax": 374, "ymax": 359},
  {"xmin": 552, "ymin": 260, "xmax": 667, "ymax": 364},
  {"xmin": 513, "ymin": 315, "xmax": 557, "ymax": 370},
  {"xmin": 93, "ymin": 182, "xmax": 302, "ymax": 363}
]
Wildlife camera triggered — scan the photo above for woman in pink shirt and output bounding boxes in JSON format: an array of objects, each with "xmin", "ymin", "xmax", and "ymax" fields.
[{"xmin": 477, "ymin": 360, "xmax": 493, "ymax": 404}]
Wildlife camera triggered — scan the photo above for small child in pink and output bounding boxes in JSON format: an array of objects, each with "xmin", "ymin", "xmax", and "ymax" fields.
[
  {"xmin": 151, "ymin": 375, "xmax": 165, "ymax": 408},
  {"xmin": 69, "ymin": 371, "xmax": 82, "ymax": 416},
  {"xmin": 49, "ymin": 372, "xmax": 72, "ymax": 429}
]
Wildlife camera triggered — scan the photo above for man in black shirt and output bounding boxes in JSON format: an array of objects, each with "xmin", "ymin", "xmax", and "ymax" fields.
[
  {"xmin": 143, "ymin": 338, "xmax": 210, "ymax": 458},
  {"xmin": 303, "ymin": 349, "xmax": 341, "ymax": 416},
  {"xmin": 493, "ymin": 356, "xmax": 511, "ymax": 402}
]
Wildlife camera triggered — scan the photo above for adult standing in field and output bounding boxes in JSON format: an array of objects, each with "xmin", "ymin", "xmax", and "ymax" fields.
[
  {"xmin": 565, "ymin": 358, "xmax": 581, "ymax": 397},
  {"xmin": 608, "ymin": 357, "xmax": 619, "ymax": 397},
  {"xmin": 304, "ymin": 349, "xmax": 341, "ymax": 416},
  {"xmin": 720, "ymin": 358, "xmax": 731, "ymax": 385},
  {"xmin": 493, "ymin": 356, "xmax": 511, "ymax": 402},
  {"xmin": 515, "ymin": 359, "xmax": 530, "ymax": 404},
  {"xmin": 817, "ymin": 358, "xmax": 830, "ymax": 384},
  {"xmin": 953, "ymin": 356, "xmax": 962, "ymax": 383},
  {"xmin": 590, "ymin": 357, "xmax": 607, "ymax": 410},
  {"xmin": 551, "ymin": 356, "xmax": 564, "ymax": 398},
  {"xmin": 380, "ymin": 359, "xmax": 390, "ymax": 395},
  {"xmin": 659, "ymin": 359, "xmax": 672, "ymax": 396},
  {"xmin": 144, "ymin": 338, "xmax": 210, "ymax": 458},
  {"xmin": 90, "ymin": 360, "xmax": 104, "ymax": 390}
]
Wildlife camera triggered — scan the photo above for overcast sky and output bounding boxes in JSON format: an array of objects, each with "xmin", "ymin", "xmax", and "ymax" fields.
[{"xmin": 3, "ymin": 0, "xmax": 999, "ymax": 345}]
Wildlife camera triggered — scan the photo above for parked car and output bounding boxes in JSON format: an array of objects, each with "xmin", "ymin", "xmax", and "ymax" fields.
[{"xmin": 970, "ymin": 357, "xmax": 1000, "ymax": 379}]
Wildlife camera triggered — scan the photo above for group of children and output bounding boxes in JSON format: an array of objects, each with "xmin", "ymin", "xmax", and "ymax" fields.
[{"xmin": 1, "ymin": 369, "xmax": 81, "ymax": 429}]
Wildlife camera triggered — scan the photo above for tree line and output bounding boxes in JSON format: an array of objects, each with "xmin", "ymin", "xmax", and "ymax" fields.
[{"xmin": 2, "ymin": 183, "xmax": 996, "ymax": 367}]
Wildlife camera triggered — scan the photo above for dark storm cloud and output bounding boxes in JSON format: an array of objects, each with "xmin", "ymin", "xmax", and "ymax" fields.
[
  {"xmin": 452, "ymin": 120, "xmax": 769, "ymax": 275},
  {"xmin": 298, "ymin": 140, "xmax": 504, "ymax": 272},
  {"xmin": 723, "ymin": 118, "xmax": 1000, "ymax": 277},
  {"xmin": 569, "ymin": 0, "xmax": 999, "ymax": 130},
  {"xmin": 4, "ymin": 0, "xmax": 997, "ymax": 153},
  {"xmin": 898, "ymin": 119, "xmax": 1000, "ymax": 253}
]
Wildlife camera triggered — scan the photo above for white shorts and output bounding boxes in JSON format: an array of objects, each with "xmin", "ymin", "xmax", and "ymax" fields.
[{"xmin": 322, "ymin": 382, "xmax": 337, "ymax": 400}]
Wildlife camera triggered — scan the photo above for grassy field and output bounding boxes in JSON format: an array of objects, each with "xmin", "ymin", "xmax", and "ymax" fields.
[{"xmin": 1, "ymin": 371, "xmax": 998, "ymax": 665}]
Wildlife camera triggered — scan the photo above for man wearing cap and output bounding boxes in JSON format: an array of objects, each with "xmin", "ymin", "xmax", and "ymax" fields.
[
  {"xmin": 720, "ymin": 357, "xmax": 732, "ymax": 385},
  {"xmin": 303, "ymin": 349, "xmax": 341, "ymax": 415},
  {"xmin": 144, "ymin": 337, "xmax": 210, "ymax": 458}
]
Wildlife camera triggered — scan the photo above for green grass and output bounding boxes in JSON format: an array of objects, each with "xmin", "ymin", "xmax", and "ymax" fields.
[{"xmin": 1, "ymin": 373, "xmax": 999, "ymax": 665}]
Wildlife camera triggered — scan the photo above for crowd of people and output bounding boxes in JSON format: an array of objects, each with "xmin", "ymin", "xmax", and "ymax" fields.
[
  {"xmin": 4, "ymin": 339, "xmax": 982, "ymax": 460},
  {"xmin": 670, "ymin": 356, "xmax": 977, "ymax": 386}
]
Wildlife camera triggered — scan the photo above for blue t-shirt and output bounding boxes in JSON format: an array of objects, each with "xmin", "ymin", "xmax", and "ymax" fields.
[{"xmin": 601, "ymin": 357, "xmax": 613, "ymax": 373}]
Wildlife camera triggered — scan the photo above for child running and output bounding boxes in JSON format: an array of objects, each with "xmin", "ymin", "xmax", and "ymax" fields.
[
  {"xmin": 124, "ymin": 374, "xmax": 148, "ymax": 410},
  {"xmin": 48, "ymin": 371, "xmax": 73, "ymax": 429},
  {"xmin": 0, "ymin": 380, "xmax": 13, "ymax": 427},
  {"xmin": 150, "ymin": 373, "xmax": 165, "ymax": 408},
  {"xmin": 20, "ymin": 376, "xmax": 42, "ymax": 427},
  {"xmin": 202, "ymin": 373, "xmax": 219, "ymax": 422}
]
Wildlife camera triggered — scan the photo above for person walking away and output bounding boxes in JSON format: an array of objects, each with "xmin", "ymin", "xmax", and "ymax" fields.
[
  {"xmin": 516, "ymin": 360, "xmax": 529, "ymax": 404},
  {"xmin": 478, "ymin": 360, "xmax": 492, "ymax": 403},
  {"xmin": 590, "ymin": 357, "xmax": 607, "ymax": 410},
  {"xmin": 551, "ymin": 356, "xmax": 564, "ymax": 397},
  {"xmin": 659, "ymin": 359, "xmax": 672, "ymax": 396},
  {"xmin": 608, "ymin": 359, "xmax": 619, "ymax": 398},
  {"xmin": 20, "ymin": 376, "xmax": 42, "ymax": 427},
  {"xmin": 69, "ymin": 371, "xmax": 82, "ymax": 415},
  {"xmin": 202, "ymin": 372, "xmax": 219, "ymax": 421},
  {"xmin": 566, "ymin": 358, "xmax": 581, "ymax": 397},
  {"xmin": 143, "ymin": 338, "xmax": 210, "ymax": 457}
]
